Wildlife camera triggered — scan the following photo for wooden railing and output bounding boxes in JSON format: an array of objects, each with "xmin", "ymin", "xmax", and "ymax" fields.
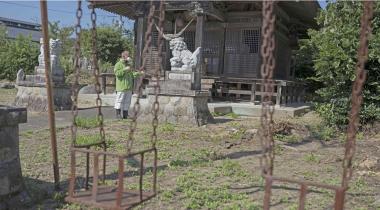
[
  {"xmin": 213, "ymin": 78, "xmax": 305, "ymax": 106},
  {"xmin": 100, "ymin": 73, "xmax": 115, "ymax": 95}
]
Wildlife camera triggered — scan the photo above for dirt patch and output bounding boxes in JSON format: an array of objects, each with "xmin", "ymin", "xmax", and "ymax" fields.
[{"xmin": 16, "ymin": 113, "xmax": 380, "ymax": 210}]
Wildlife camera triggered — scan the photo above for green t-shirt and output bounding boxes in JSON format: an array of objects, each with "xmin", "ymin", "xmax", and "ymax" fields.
[{"xmin": 114, "ymin": 59, "xmax": 141, "ymax": 92}]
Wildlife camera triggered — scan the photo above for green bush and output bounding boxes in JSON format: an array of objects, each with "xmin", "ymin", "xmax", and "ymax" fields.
[
  {"xmin": 0, "ymin": 26, "xmax": 39, "ymax": 81},
  {"xmin": 300, "ymin": 1, "xmax": 380, "ymax": 127}
]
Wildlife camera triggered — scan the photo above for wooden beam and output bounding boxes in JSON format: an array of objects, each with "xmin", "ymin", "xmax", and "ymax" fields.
[
  {"xmin": 134, "ymin": 16, "xmax": 144, "ymax": 70},
  {"xmin": 194, "ymin": 13, "xmax": 204, "ymax": 91},
  {"xmin": 204, "ymin": 3, "xmax": 225, "ymax": 22}
]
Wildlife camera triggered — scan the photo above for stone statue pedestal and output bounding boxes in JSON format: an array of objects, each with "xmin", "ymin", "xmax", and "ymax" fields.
[
  {"xmin": 0, "ymin": 106, "xmax": 31, "ymax": 209},
  {"xmin": 14, "ymin": 38, "xmax": 72, "ymax": 111},
  {"xmin": 132, "ymin": 70, "xmax": 213, "ymax": 126},
  {"xmin": 15, "ymin": 83, "xmax": 72, "ymax": 111},
  {"xmin": 35, "ymin": 64, "xmax": 65, "ymax": 84}
]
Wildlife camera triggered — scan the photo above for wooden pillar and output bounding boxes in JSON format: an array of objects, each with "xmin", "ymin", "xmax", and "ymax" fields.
[
  {"xmin": 134, "ymin": 14, "xmax": 145, "ymax": 93},
  {"xmin": 135, "ymin": 15, "xmax": 144, "ymax": 70},
  {"xmin": 276, "ymin": 84, "xmax": 282, "ymax": 106},
  {"xmin": 250, "ymin": 82, "xmax": 256, "ymax": 103},
  {"xmin": 194, "ymin": 11, "xmax": 204, "ymax": 91}
]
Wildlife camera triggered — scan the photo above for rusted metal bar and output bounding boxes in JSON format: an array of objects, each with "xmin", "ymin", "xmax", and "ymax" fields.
[
  {"xmin": 263, "ymin": 176, "xmax": 273, "ymax": 210},
  {"xmin": 116, "ymin": 157, "xmax": 124, "ymax": 207},
  {"xmin": 334, "ymin": 187, "xmax": 345, "ymax": 210},
  {"xmin": 102, "ymin": 143, "xmax": 107, "ymax": 184},
  {"xmin": 153, "ymin": 148, "xmax": 158, "ymax": 194},
  {"xmin": 85, "ymin": 152, "xmax": 90, "ymax": 190},
  {"xmin": 68, "ymin": 150, "xmax": 76, "ymax": 198},
  {"xmin": 92, "ymin": 154, "xmax": 99, "ymax": 201},
  {"xmin": 39, "ymin": 0, "xmax": 60, "ymax": 190},
  {"xmin": 139, "ymin": 153, "xmax": 144, "ymax": 201},
  {"xmin": 269, "ymin": 176, "xmax": 344, "ymax": 191},
  {"xmin": 298, "ymin": 184, "xmax": 307, "ymax": 210},
  {"xmin": 342, "ymin": 0, "xmax": 374, "ymax": 190},
  {"xmin": 72, "ymin": 147, "xmax": 155, "ymax": 158}
]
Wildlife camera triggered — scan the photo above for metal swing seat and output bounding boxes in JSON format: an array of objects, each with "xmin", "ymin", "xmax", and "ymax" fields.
[
  {"xmin": 258, "ymin": 1, "xmax": 373, "ymax": 210},
  {"xmin": 65, "ymin": 1, "xmax": 165, "ymax": 209}
]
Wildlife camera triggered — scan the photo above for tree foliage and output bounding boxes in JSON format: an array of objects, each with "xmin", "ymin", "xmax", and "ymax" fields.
[
  {"xmin": 302, "ymin": 1, "xmax": 380, "ymax": 126},
  {"xmin": 81, "ymin": 26, "xmax": 133, "ymax": 65},
  {"xmin": 0, "ymin": 26, "xmax": 39, "ymax": 81}
]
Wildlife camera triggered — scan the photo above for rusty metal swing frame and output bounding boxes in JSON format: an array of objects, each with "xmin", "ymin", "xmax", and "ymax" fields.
[
  {"xmin": 64, "ymin": 0, "xmax": 165, "ymax": 209},
  {"xmin": 259, "ymin": 1, "xmax": 374, "ymax": 210}
]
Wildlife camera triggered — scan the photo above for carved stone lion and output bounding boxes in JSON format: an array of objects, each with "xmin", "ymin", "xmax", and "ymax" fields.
[
  {"xmin": 155, "ymin": 19, "xmax": 201, "ymax": 71},
  {"xmin": 169, "ymin": 37, "xmax": 200, "ymax": 71}
]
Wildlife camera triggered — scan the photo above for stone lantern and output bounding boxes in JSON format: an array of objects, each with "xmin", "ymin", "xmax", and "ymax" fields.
[{"xmin": 0, "ymin": 105, "xmax": 30, "ymax": 208}]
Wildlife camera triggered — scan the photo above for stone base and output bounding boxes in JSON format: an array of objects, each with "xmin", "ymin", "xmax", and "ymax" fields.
[
  {"xmin": 0, "ymin": 106, "xmax": 30, "ymax": 208},
  {"xmin": 166, "ymin": 70, "xmax": 193, "ymax": 81},
  {"xmin": 131, "ymin": 92, "xmax": 214, "ymax": 126},
  {"xmin": 35, "ymin": 65, "xmax": 65, "ymax": 84},
  {"xmin": 14, "ymin": 84, "xmax": 72, "ymax": 111}
]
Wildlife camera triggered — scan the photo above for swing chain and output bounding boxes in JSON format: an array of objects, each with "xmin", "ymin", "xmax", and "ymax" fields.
[
  {"xmin": 71, "ymin": 0, "xmax": 82, "ymax": 146},
  {"xmin": 127, "ymin": 1, "xmax": 157, "ymax": 152},
  {"xmin": 259, "ymin": 1, "xmax": 276, "ymax": 176},
  {"xmin": 91, "ymin": 6, "xmax": 106, "ymax": 144},
  {"xmin": 342, "ymin": 1, "xmax": 373, "ymax": 188},
  {"xmin": 151, "ymin": 1, "xmax": 165, "ymax": 148}
]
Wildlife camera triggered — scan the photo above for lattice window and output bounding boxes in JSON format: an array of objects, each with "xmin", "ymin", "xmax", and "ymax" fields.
[
  {"xmin": 242, "ymin": 28, "xmax": 260, "ymax": 54},
  {"xmin": 183, "ymin": 31, "xmax": 195, "ymax": 52},
  {"xmin": 203, "ymin": 31, "xmax": 222, "ymax": 55},
  {"xmin": 151, "ymin": 30, "xmax": 167, "ymax": 51},
  {"xmin": 225, "ymin": 29, "xmax": 240, "ymax": 54}
]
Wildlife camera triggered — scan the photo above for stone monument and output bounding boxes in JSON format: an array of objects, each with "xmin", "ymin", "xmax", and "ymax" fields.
[
  {"xmin": 0, "ymin": 105, "xmax": 30, "ymax": 209},
  {"xmin": 14, "ymin": 38, "xmax": 72, "ymax": 111},
  {"xmin": 134, "ymin": 16, "xmax": 213, "ymax": 126}
]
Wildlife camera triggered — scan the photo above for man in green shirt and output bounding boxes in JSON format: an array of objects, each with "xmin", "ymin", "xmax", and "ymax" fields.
[{"xmin": 114, "ymin": 51, "xmax": 143, "ymax": 119}]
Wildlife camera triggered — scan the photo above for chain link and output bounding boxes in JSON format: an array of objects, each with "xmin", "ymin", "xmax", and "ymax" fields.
[
  {"xmin": 342, "ymin": 1, "xmax": 373, "ymax": 189},
  {"xmin": 71, "ymin": 0, "xmax": 82, "ymax": 147},
  {"xmin": 259, "ymin": 1, "xmax": 276, "ymax": 176},
  {"xmin": 90, "ymin": 6, "xmax": 106, "ymax": 145},
  {"xmin": 127, "ymin": 1, "xmax": 157, "ymax": 153},
  {"xmin": 150, "ymin": 1, "xmax": 165, "ymax": 148}
]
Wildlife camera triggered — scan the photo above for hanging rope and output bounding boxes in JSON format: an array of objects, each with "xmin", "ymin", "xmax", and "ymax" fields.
[
  {"xmin": 127, "ymin": 1, "xmax": 157, "ymax": 153},
  {"xmin": 259, "ymin": 0, "xmax": 276, "ymax": 176},
  {"xmin": 342, "ymin": 1, "xmax": 374, "ymax": 189},
  {"xmin": 71, "ymin": 0, "xmax": 82, "ymax": 147}
]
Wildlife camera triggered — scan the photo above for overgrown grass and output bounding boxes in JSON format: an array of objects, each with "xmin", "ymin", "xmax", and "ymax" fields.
[
  {"xmin": 159, "ymin": 123, "xmax": 175, "ymax": 132},
  {"xmin": 309, "ymin": 124, "xmax": 336, "ymax": 141},
  {"xmin": 75, "ymin": 134, "xmax": 102, "ymax": 146},
  {"xmin": 211, "ymin": 112, "xmax": 239, "ymax": 119},
  {"xmin": 75, "ymin": 117, "xmax": 100, "ymax": 129},
  {"xmin": 176, "ymin": 169, "xmax": 259, "ymax": 210},
  {"xmin": 274, "ymin": 134, "xmax": 300, "ymax": 144}
]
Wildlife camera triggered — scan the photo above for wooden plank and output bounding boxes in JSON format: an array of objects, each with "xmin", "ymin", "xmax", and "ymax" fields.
[
  {"xmin": 276, "ymin": 85, "xmax": 282, "ymax": 106},
  {"xmin": 250, "ymin": 82, "xmax": 256, "ymax": 103},
  {"xmin": 236, "ymin": 83, "xmax": 241, "ymax": 99},
  {"xmin": 194, "ymin": 13, "xmax": 205, "ymax": 91}
]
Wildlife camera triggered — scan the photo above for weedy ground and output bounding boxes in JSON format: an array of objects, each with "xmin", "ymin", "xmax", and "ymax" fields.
[{"xmin": 18, "ymin": 111, "xmax": 380, "ymax": 210}]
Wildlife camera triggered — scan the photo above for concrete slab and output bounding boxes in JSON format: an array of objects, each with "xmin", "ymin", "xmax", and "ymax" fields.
[
  {"xmin": 78, "ymin": 93, "xmax": 116, "ymax": 108},
  {"xmin": 208, "ymin": 102, "xmax": 311, "ymax": 118},
  {"xmin": 78, "ymin": 94, "xmax": 311, "ymax": 118}
]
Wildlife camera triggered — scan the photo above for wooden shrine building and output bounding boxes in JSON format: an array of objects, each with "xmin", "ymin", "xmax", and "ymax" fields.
[{"xmin": 92, "ymin": 1, "xmax": 320, "ymax": 105}]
